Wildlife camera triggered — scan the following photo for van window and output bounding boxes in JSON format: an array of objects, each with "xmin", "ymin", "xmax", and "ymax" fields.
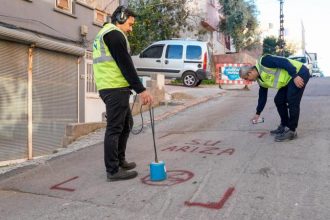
[
  {"xmin": 165, "ymin": 45, "xmax": 183, "ymax": 59},
  {"xmin": 141, "ymin": 45, "xmax": 164, "ymax": 58},
  {"xmin": 186, "ymin": 46, "xmax": 202, "ymax": 60},
  {"xmin": 290, "ymin": 56, "xmax": 309, "ymax": 64},
  {"xmin": 296, "ymin": 57, "xmax": 307, "ymax": 63}
]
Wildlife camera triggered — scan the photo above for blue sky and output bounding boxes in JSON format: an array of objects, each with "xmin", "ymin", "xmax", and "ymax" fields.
[{"xmin": 256, "ymin": 0, "xmax": 330, "ymax": 76}]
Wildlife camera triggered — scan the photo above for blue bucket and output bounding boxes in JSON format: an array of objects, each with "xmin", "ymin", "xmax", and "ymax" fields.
[{"xmin": 150, "ymin": 161, "xmax": 167, "ymax": 181}]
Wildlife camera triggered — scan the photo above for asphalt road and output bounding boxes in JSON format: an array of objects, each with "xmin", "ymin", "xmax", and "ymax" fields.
[{"xmin": 0, "ymin": 77, "xmax": 329, "ymax": 220}]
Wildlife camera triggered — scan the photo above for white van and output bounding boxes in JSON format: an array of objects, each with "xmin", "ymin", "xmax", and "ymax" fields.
[{"xmin": 131, "ymin": 39, "xmax": 212, "ymax": 87}]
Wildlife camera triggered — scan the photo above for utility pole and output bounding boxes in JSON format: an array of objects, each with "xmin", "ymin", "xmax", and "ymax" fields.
[
  {"xmin": 279, "ymin": 0, "xmax": 285, "ymax": 56},
  {"xmin": 301, "ymin": 20, "xmax": 306, "ymax": 53}
]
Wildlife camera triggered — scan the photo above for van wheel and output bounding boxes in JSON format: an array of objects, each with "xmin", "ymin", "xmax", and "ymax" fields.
[{"xmin": 182, "ymin": 72, "xmax": 198, "ymax": 87}]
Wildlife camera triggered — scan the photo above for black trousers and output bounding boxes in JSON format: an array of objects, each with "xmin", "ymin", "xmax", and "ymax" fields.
[
  {"xmin": 274, "ymin": 67, "xmax": 310, "ymax": 131},
  {"xmin": 100, "ymin": 88, "xmax": 133, "ymax": 174}
]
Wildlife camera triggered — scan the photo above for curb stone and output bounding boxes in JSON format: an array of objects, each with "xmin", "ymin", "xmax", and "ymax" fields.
[{"xmin": 0, "ymin": 90, "xmax": 223, "ymax": 178}]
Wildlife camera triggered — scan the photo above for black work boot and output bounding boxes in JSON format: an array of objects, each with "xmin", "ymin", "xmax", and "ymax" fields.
[
  {"xmin": 274, "ymin": 127, "xmax": 297, "ymax": 142},
  {"xmin": 270, "ymin": 125, "xmax": 285, "ymax": 135},
  {"xmin": 107, "ymin": 170, "xmax": 138, "ymax": 182},
  {"xmin": 119, "ymin": 160, "xmax": 136, "ymax": 170}
]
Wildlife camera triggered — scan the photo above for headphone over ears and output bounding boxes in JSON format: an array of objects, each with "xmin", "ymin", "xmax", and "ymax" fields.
[{"xmin": 115, "ymin": 6, "xmax": 128, "ymax": 24}]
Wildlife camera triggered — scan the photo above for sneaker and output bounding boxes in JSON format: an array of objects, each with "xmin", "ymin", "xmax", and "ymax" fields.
[
  {"xmin": 270, "ymin": 125, "xmax": 285, "ymax": 135},
  {"xmin": 107, "ymin": 170, "xmax": 138, "ymax": 182},
  {"xmin": 274, "ymin": 128, "xmax": 297, "ymax": 142},
  {"xmin": 119, "ymin": 160, "xmax": 136, "ymax": 170}
]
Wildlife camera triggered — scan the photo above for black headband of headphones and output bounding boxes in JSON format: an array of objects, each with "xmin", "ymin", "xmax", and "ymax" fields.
[
  {"xmin": 112, "ymin": 6, "xmax": 127, "ymax": 24},
  {"xmin": 111, "ymin": 6, "xmax": 137, "ymax": 24}
]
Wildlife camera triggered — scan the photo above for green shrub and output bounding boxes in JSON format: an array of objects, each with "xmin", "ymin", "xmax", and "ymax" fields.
[{"xmin": 201, "ymin": 79, "xmax": 216, "ymax": 84}]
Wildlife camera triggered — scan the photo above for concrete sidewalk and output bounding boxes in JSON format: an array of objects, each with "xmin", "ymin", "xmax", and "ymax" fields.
[{"xmin": 0, "ymin": 84, "xmax": 224, "ymax": 178}]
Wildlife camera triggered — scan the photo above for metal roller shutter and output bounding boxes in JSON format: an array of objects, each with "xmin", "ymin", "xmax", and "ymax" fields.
[
  {"xmin": 32, "ymin": 48, "xmax": 78, "ymax": 156},
  {"xmin": 0, "ymin": 40, "xmax": 29, "ymax": 161}
]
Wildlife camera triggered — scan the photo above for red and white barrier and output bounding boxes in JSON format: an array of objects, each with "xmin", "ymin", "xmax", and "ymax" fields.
[
  {"xmin": 218, "ymin": 79, "xmax": 251, "ymax": 84},
  {"xmin": 215, "ymin": 63, "xmax": 252, "ymax": 85}
]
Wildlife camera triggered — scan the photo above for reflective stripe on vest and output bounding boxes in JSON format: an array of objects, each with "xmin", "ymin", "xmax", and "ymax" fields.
[
  {"xmin": 93, "ymin": 25, "xmax": 115, "ymax": 64},
  {"xmin": 257, "ymin": 58, "xmax": 282, "ymax": 87},
  {"xmin": 93, "ymin": 56, "xmax": 114, "ymax": 64}
]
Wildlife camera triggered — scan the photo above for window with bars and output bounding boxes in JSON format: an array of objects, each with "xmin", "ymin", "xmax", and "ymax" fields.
[
  {"xmin": 55, "ymin": 0, "xmax": 73, "ymax": 13},
  {"xmin": 217, "ymin": 31, "xmax": 224, "ymax": 44},
  {"xmin": 94, "ymin": 9, "xmax": 107, "ymax": 25},
  {"xmin": 85, "ymin": 52, "xmax": 98, "ymax": 95}
]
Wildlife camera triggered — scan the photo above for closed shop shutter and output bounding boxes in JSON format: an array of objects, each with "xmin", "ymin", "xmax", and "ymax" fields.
[
  {"xmin": 32, "ymin": 48, "xmax": 78, "ymax": 156},
  {"xmin": 0, "ymin": 40, "xmax": 79, "ymax": 162},
  {"xmin": 0, "ymin": 40, "xmax": 29, "ymax": 161}
]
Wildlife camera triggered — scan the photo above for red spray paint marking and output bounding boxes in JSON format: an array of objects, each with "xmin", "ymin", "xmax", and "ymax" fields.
[
  {"xmin": 249, "ymin": 131, "xmax": 268, "ymax": 138},
  {"xmin": 161, "ymin": 139, "xmax": 235, "ymax": 156},
  {"xmin": 141, "ymin": 170, "xmax": 194, "ymax": 186},
  {"xmin": 161, "ymin": 145, "xmax": 235, "ymax": 156},
  {"xmin": 185, "ymin": 187, "xmax": 235, "ymax": 209},
  {"xmin": 50, "ymin": 176, "xmax": 79, "ymax": 192}
]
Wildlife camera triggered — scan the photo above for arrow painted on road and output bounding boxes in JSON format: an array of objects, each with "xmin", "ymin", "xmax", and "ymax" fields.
[
  {"xmin": 184, "ymin": 187, "xmax": 235, "ymax": 209},
  {"xmin": 50, "ymin": 176, "xmax": 79, "ymax": 192}
]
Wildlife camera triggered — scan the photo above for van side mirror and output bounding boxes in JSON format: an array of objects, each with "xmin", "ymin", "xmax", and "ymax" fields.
[{"xmin": 139, "ymin": 53, "xmax": 144, "ymax": 58}]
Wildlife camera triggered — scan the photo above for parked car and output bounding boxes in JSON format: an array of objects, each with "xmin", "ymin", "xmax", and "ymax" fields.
[
  {"xmin": 288, "ymin": 54, "xmax": 313, "ymax": 75},
  {"xmin": 131, "ymin": 39, "xmax": 212, "ymax": 87}
]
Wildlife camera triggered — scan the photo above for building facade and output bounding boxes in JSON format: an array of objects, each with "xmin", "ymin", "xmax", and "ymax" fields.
[
  {"xmin": 0, "ymin": 0, "xmax": 120, "ymax": 163},
  {"xmin": 0, "ymin": 0, "xmax": 230, "ymax": 163},
  {"xmin": 182, "ymin": 0, "xmax": 232, "ymax": 55}
]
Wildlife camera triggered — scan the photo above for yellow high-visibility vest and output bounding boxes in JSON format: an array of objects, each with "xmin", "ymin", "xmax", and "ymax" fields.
[
  {"xmin": 256, "ymin": 55, "xmax": 304, "ymax": 89},
  {"xmin": 93, "ymin": 23, "xmax": 129, "ymax": 90}
]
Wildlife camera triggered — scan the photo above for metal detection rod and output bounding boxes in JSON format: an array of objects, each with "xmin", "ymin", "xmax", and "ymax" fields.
[{"xmin": 149, "ymin": 106, "xmax": 158, "ymax": 163}]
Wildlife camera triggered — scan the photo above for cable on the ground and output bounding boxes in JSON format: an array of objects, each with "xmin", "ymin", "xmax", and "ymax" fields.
[{"xmin": 130, "ymin": 94, "xmax": 144, "ymax": 135}]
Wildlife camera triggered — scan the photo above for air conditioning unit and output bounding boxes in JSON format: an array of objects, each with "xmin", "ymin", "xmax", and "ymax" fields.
[{"xmin": 80, "ymin": 25, "xmax": 88, "ymax": 36}]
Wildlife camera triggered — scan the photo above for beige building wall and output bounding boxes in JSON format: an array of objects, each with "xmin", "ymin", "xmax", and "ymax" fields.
[{"xmin": 181, "ymin": 0, "xmax": 228, "ymax": 55}]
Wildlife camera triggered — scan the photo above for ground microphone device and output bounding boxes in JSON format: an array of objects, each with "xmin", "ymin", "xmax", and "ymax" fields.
[
  {"xmin": 148, "ymin": 106, "xmax": 167, "ymax": 181},
  {"xmin": 252, "ymin": 117, "xmax": 264, "ymax": 124},
  {"xmin": 130, "ymin": 96, "xmax": 167, "ymax": 181}
]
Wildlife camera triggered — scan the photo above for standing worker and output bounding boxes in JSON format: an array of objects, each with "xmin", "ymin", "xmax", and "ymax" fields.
[
  {"xmin": 239, "ymin": 54, "xmax": 310, "ymax": 142},
  {"xmin": 93, "ymin": 6, "xmax": 153, "ymax": 181}
]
